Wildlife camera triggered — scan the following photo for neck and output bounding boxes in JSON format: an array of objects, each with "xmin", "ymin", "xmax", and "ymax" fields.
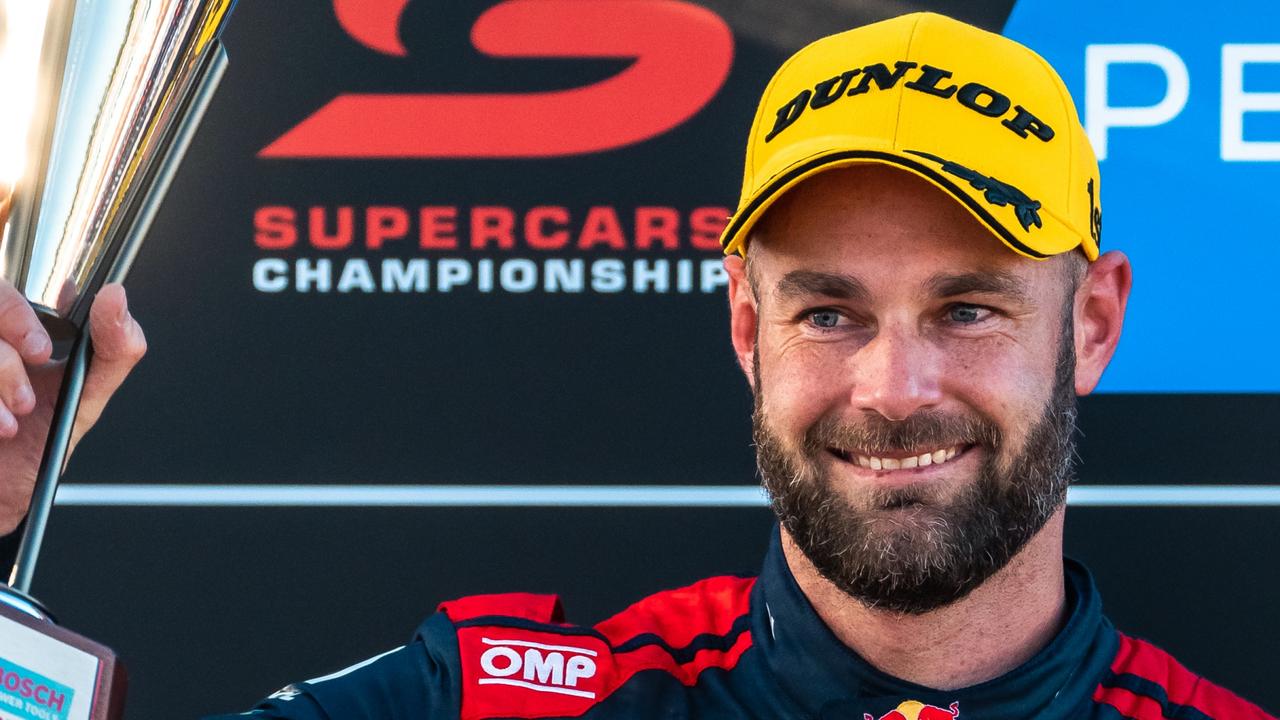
[{"xmin": 781, "ymin": 508, "xmax": 1068, "ymax": 690}]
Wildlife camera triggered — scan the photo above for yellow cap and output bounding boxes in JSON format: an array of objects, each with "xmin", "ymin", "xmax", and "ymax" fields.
[{"xmin": 721, "ymin": 12, "xmax": 1102, "ymax": 261}]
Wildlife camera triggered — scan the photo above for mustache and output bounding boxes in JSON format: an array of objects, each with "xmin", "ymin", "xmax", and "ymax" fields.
[{"xmin": 802, "ymin": 409, "xmax": 1002, "ymax": 456}]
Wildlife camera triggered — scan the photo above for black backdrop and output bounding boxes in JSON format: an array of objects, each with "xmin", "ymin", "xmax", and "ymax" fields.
[{"xmin": 19, "ymin": 1, "xmax": 1280, "ymax": 717}]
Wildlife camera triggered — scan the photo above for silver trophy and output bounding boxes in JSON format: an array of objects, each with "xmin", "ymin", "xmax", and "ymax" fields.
[{"xmin": 0, "ymin": 1, "xmax": 235, "ymax": 716}]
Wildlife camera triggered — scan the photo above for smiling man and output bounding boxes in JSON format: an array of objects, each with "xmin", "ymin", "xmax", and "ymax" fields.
[{"xmin": 202, "ymin": 12, "xmax": 1274, "ymax": 720}]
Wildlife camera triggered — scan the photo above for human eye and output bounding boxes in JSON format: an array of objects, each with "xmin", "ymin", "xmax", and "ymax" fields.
[
  {"xmin": 803, "ymin": 308, "xmax": 847, "ymax": 331},
  {"xmin": 945, "ymin": 303, "xmax": 994, "ymax": 325}
]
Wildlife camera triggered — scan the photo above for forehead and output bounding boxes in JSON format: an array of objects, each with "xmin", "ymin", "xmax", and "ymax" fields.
[{"xmin": 749, "ymin": 165, "xmax": 1056, "ymax": 290}]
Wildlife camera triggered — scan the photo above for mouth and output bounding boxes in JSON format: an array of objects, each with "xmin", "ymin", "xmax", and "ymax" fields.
[{"xmin": 828, "ymin": 444, "xmax": 974, "ymax": 471}]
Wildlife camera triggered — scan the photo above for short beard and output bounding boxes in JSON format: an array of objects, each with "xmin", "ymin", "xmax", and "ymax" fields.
[{"xmin": 754, "ymin": 312, "xmax": 1079, "ymax": 615}]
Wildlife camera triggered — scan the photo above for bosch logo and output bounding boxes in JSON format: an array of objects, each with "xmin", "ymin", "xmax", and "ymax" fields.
[
  {"xmin": 478, "ymin": 637, "xmax": 598, "ymax": 698},
  {"xmin": 0, "ymin": 661, "xmax": 71, "ymax": 719}
]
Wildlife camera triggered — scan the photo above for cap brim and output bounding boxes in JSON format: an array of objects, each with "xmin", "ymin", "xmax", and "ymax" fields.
[{"xmin": 721, "ymin": 147, "xmax": 1097, "ymax": 261}]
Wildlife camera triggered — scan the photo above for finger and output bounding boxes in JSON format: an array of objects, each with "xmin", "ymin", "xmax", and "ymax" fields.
[
  {"xmin": 0, "ymin": 341, "xmax": 36, "ymax": 418},
  {"xmin": 0, "ymin": 404, "xmax": 14, "ymax": 439},
  {"xmin": 0, "ymin": 280, "xmax": 51, "ymax": 365},
  {"xmin": 74, "ymin": 284, "xmax": 146, "ymax": 440},
  {"xmin": 0, "ymin": 343, "xmax": 28, "ymax": 438}
]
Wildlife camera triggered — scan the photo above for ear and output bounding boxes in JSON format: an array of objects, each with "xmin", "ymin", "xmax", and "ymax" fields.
[
  {"xmin": 1073, "ymin": 250, "xmax": 1132, "ymax": 395},
  {"xmin": 724, "ymin": 255, "xmax": 758, "ymax": 391}
]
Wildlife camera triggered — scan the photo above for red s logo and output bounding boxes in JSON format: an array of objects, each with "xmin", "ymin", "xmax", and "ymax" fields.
[{"xmin": 259, "ymin": 0, "xmax": 734, "ymax": 159}]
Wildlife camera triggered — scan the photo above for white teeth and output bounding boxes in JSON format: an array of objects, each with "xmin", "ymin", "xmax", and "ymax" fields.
[{"xmin": 849, "ymin": 446, "xmax": 965, "ymax": 471}]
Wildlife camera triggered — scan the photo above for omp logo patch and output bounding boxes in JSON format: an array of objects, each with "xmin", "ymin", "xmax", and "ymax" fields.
[{"xmin": 478, "ymin": 637, "xmax": 599, "ymax": 698}]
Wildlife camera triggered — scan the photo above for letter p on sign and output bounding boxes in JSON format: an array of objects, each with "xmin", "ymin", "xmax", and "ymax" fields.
[{"xmin": 1086, "ymin": 44, "xmax": 1190, "ymax": 160}]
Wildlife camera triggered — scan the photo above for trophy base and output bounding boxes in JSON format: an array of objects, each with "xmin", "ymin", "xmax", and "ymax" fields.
[{"xmin": 0, "ymin": 586, "xmax": 126, "ymax": 720}]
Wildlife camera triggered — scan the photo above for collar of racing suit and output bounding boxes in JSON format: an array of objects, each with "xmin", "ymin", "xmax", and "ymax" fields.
[{"xmin": 751, "ymin": 525, "xmax": 1120, "ymax": 719}]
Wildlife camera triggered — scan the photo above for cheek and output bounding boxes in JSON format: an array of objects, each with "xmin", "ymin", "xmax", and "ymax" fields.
[
  {"xmin": 758, "ymin": 338, "xmax": 850, "ymax": 432},
  {"xmin": 939, "ymin": 335, "xmax": 1060, "ymax": 444}
]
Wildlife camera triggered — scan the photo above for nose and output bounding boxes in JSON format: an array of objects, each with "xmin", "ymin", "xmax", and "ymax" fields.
[{"xmin": 848, "ymin": 323, "xmax": 943, "ymax": 421}]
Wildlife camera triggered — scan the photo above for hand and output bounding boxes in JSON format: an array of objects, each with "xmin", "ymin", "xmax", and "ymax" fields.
[{"xmin": 0, "ymin": 281, "xmax": 147, "ymax": 534}]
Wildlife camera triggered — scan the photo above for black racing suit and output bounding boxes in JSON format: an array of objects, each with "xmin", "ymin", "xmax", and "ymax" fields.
[{"xmin": 207, "ymin": 527, "xmax": 1274, "ymax": 720}]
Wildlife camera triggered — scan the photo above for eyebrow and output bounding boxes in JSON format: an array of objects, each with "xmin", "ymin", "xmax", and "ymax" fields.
[
  {"xmin": 774, "ymin": 270, "xmax": 870, "ymax": 302},
  {"xmin": 926, "ymin": 271, "xmax": 1031, "ymax": 303}
]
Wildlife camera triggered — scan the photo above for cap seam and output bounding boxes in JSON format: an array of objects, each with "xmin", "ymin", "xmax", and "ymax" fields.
[
  {"xmin": 891, "ymin": 13, "xmax": 928, "ymax": 150},
  {"xmin": 1027, "ymin": 46, "xmax": 1077, "ymax": 219}
]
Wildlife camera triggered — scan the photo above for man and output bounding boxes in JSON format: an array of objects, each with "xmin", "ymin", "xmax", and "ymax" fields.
[
  {"xmin": 1, "ymin": 12, "xmax": 1269, "ymax": 720},
  {"xmin": 193, "ymin": 13, "xmax": 1266, "ymax": 719}
]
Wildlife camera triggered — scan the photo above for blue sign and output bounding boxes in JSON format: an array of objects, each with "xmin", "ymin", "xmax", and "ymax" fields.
[{"xmin": 1006, "ymin": 0, "xmax": 1280, "ymax": 392}]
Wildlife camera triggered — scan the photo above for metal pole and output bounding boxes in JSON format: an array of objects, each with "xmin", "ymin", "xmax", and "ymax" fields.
[{"xmin": 8, "ymin": 332, "xmax": 92, "ymax": 593}]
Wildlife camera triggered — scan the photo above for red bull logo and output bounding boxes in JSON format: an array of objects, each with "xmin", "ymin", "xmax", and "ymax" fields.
[{"xmin": 864, "ymin": 700, "xmax": 961, "ymax": 720}]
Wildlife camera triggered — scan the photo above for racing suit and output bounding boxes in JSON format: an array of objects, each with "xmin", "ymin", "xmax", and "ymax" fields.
[{"xmin": 207, "ymin": 527, "xmax": 1274, "ymax": 719}]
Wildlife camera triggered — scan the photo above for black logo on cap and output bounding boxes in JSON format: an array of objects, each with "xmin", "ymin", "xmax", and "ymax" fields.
[
  {"xmin": 905, "ymin": 150, "xmax": 1043, "ymax": 232},
  {"xmin": 1087, "ymin": 178, "xmax": 1102, "ymax": 248},
  {"xmin": 764, "ymin": 61, "xmax": 1055, "ymax": 145}
]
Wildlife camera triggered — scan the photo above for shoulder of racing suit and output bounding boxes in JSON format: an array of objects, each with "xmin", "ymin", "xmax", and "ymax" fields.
[
  {"xmin": 1092, "ymin": 632, "xmax": 1275, "ymax": 719},
  {"xmin": 204, "ymin": 574, "xmax": 758, "ymax": 720}
]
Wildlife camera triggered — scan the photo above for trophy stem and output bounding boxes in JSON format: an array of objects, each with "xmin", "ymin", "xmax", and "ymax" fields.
[
  {"xmin": 7, "ymin": 331, "xmax": 92, "ymax": 593},
  {"xmin": 0, "ymin": 582, "xmax": 54, "ymax": 621}
]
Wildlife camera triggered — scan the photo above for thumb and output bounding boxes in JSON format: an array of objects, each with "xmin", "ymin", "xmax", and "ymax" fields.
[{"xmin": 74, "ymin": 284, "xmax": 147, "ymax": 443}]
